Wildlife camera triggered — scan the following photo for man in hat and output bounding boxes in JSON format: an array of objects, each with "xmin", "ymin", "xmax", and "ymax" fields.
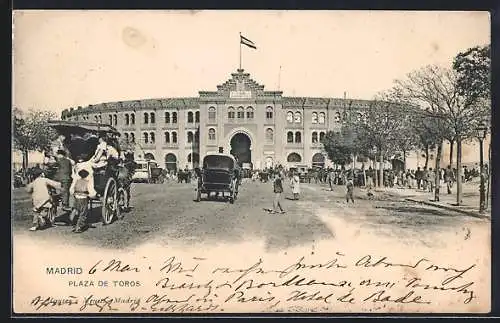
[
  {"xmin": 54, "ymin": 150, "xmax": 74, "ymax": 211},
  {"xmin": 26, "ymin": 168, "xmax": 62, "ymax": 231},
  {"xmin": 70, "ymin": 168, "xmax": 94, "ymax": 233}
]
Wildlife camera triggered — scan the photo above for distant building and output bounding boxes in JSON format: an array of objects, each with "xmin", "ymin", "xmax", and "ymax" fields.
[{"xmin": 60, "ymin": 68, "xmax": 490, "ymax": 171}]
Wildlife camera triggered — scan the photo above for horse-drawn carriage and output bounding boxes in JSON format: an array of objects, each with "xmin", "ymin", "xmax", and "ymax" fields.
[
  {"xmin": 194, "ymin": 153, "xmax": 240, "ymax": 204},
  {"xmin": 46, "ymin": 120, "xmax": 132, "ymax": 225}
]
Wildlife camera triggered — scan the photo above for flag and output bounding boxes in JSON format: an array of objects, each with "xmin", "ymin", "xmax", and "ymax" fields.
[{"xmin": 240, "ymin": 35, "xmax": 257, "ymax": 49}]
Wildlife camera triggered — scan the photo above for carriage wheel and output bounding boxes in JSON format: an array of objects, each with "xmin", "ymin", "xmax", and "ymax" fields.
[
  {"xmin": 102, "ymin": 177, "xmax": 118, "ymax": 225},
  {"xmin": 117, "ymin": 187, "xmax": 127, "ymax": 218}
]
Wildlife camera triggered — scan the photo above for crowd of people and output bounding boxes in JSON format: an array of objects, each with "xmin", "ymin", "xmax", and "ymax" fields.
[{"xmin": 23, "ymin": 134, "xmax": 136, "ymax": 233}]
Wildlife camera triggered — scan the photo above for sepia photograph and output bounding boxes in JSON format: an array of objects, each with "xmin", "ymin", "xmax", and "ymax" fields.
[{"xmin": 12, "ymin": 10, "xmax": 491, "ymax": 314}]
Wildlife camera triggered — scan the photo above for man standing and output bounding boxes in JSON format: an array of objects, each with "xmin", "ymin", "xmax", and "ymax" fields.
[
  {"xmin": 54, "ymin": 150, "xmax": 73, "ymax": 211},
  {"xmin": 445, "ymin": 165, "xmax": 455, "ymax": 194},
  {"xmin": 291, "ymin": 171, "xmax": 300, "ymax": 200},
  {"xmin": 346, "ymin": 177, "xmax": 355, "ymax": 203},
  {"xmin": 272, "ymin": 173, "xmax": 286, "ymax": 214}
]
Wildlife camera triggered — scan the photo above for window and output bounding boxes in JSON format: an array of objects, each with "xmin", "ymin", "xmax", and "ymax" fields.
[
  {"xmin": 294, "ymin": 112, "xmax": 302, "ymax": 123},
  {"xmin": 237, "ymin": 106, "xmax": 244, "ymax": 119},
  {"xmin": 165, "ymin": 112, "xmax": 170, "ymax": 123},
  {"xmin": 312, "ymin": 132, "xmax": 318, "ymax": 143},
  {"xmin": 113, "ymin": 114, "xmax": 117, "ymax": 125},
  {"xmin": 98, "ymin": 115, "xmax": 102, "ymax": 123},
  {"xmin": 150, "ymin": 112, "xmax": 155, "ymax": 124},
  {"xmin": 287, "ymin": 111, "xmax": 294, "ymax": 123},
  {"xmin": 208, "ymin": 128, "xmax": 216, "ymax": 140},
  {"xmin": 125, "ymin": 114, "xmax": 130, "ymax": 125},
  {"xmin": 164, "ymin": 132, "xmax": 170, "ymax": 143},
  {"xmin": 334, "ymin": 112, "xmax": 341, "ymax": 123},
  {"xmin": 131, "ymin": 113, "xmax": 135, "ymax": 124},
  {"xmin": 265, "ymin": 128, "xmax": 273, "ymax": 143},
  {"xmin": 149, "ymin": 132, "xmax": 155, "ymax": 144},
  {"xmin": 194, "ymin": 131, "xmax": 200, "ymax": 143},
  {"xmin": 208, "ymin": 107, "xmax": 216, "ymax": 120},
  {"xmin": 295, "ymin": 131, "xmax": 302, "ymax": 143},
  {"xmin": 246, "ymin": 107, "xmax": 254, "ymax": 119},
  {"xmin": 187, "ymin": 131, "xmax": 194, "ymax": 143},
  {"xmin": 287, "ymin": 131, "xmax": 294, "ymax": 143},
  {"xmin": 130, "ymin": 133, "xmax": 135, "ymax": 143},
  {"xmin": 172, "ymin": 131, "xmax": 177, "ymax": 143},
  {"xmin": 143, "ymin": 112, "xmax": 149, "ymax": 124},
  {"xmin": 143, "ymin": 132, "xmax": 149, "ymax": 144},
  {"xmin": 108, "ymin": 115, "xmax": 113, "ymax": 125},
  {"xmin": 319, "ymin": 132, "xmax": 325, "ymax": 142},
  {"xmin": 95, "ymin": 116, "xmax": 98, "ymax": 123},
  {"xmin": 172, "ymin": 112, "xmax": 177, "ymax": 124},
  {"xmin": 287, "ymin": 153, "xmax": 302, "ymax": 163},
  {"xmin": 124, "ymin": 133, "xmax": 129, "ymax": 142},
  {"xmin": 195, "ymin": 111, "xmax": 200, "ymax": 123},
  {"xmin": 187, "ymin": 111, "xmax": 194, "ymax": 123},
  {"xmin": 312, "ymin": 112, "xmax": 318, "ymax": 124},
  {"xmin": 266, "ymin": 106, "xmax": 273, "ymax": 119},
  {"xmin": 319, "ymin": 112, "xmax": 326, "ymax": 124},
  {"xmin": 228, "ymin": 107, "xmax": 235, "ymax": 119}
]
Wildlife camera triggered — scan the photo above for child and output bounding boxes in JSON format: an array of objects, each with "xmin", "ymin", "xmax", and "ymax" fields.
[
  {"xmin": 291, "ymin": 171, "xmax": 301, "ymax": 200},
  {"xmin": 346, "ymin": 178, "xmax": 355, "ymax": 203},
  {"xmin": 272, "ymin": 173, "xmax": 286, "ymax": 214},
  {"xmin": 70, "ymin": 168, "xmax": 95, "ymax": 233},
  {"xmin": 25, "ymin": 168, "xmax": 62, "ymax": 231}
]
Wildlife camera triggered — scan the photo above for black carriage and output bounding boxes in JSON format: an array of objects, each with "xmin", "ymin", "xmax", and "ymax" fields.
[
  {"xmin": 46, "ymin": 120, "xmax": 129, "ymax": 225},
  {"xmin": 194, "ymin": 153, "xmax": 240, "ymax": 204}
]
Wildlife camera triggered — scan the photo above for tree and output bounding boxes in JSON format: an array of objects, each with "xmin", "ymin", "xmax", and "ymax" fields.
[
  {"xmin": 395, "ymin": 63, "xmax": 489, "ymax": 204},
  {"xmin": 13, "ymin": 108, "xmax": 58, "ymax": 169},
  {"xmin": 321, "ymin": 131, "xmax": 353, "ymax": 168}
]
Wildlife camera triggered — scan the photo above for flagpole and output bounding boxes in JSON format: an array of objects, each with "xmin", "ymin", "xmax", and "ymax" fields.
[{"xmin": 239, "ymin": 32, "xmax": 242, "ymax": 70}]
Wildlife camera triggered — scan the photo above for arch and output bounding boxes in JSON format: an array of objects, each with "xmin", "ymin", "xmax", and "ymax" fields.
[
  {"xmin": 287, "ymin": 131, "xmax": 294, "ymax": 143},
  {"xmin": 286, "ymin": 111, "xmax": 294, "ymax": 123},
  {"xmin": 187, "ymin": 131, "xmax": 194, "ymax": 143},
  {"xmin": 287, "ymin": 152, "xmax": 302, "ymax": 163},
  {"xmin": 195, "ymin": 111, "xmax": 200, "ymax": 123},
  {"xmin": 265, "ymin": 128, "xmax": 274, "ymax": 143},
  {"xmin": 230, "ymin": 132, "xmax": 251, "ymax": 164},
  {"xmin": 187, "ymin": 111, "xmax": 194, "ymax": 123},
  {"xmin": 294, "ymin": 112, "xmax": 302, "ymax": 123},
  {"xmin": 130, "ymin": 113, "xmax": 135, "ymax": 124},
  {"xmin": 125, "ymin": 113, "xmax": 130, "ymax": 125},
  {"xmin": 143, "ymin": 132, "xmax": 149, "ymax": 144},
  {"xmin": 172, "ymin": 112, "xmax": 177, "ymax": 123},
  {"xmin": 113, "ymin": 114, "xmax": 117, "ymax": 125},
  {"xmin": 165, "ymin": 153, "xmax": 177, "ymax": 171},
  {"xmin": 318, "ymin": 112, "xmax": 326, "ymax": 124},
  {"xmin": 319, "ymin": 131, "xmax": 325, "ymax": 142},
  {"xmin": 312, "ymin": 112, "xmax": 318, "ymax": 124},
  {"xmin": 149, "ymin": 132, "xmax": 155, "ymax": 144},
  {"xmin": 237, "ymin": 106, "xmax": 244, "ymax": 119},
  {"xmin": 130, "ymin": 133, "xmax": 135, "ymax": 143},
  {"xmin": 227, "ymin": 106, "xmax": 235, "ymax": 119},
  {"xmin": 208, "ymin": 128, "xmax": 216, "ymax": 141},
  {"xmin": 108, "ymin": 115, "xmax": 113, "ymax": 125},
  {"xmin": 165, "ymin": 111, "xmax": 170, "ymax": 123},
  {"xmin": 171, "ymin": 131, "xmax": 177, "ymax": 143},
  {"xmin": 312, "ymin": 132, "xmax": 318, "ymax": 143},
  {"xmin": 266, "ymin": 106, "xmax": 273, "ymax": 119},
  {"xmin": 246, "ymin": 106, "xmax": 254, "ymax": 119},
  {"xmin": 295, "ymin": 131, "xmax": 302, "ymax": 143},
  {"xmin": 334, "ymin": 111, "xmax": 341, "ymax": 122},
  {"xmin": 143, "ymin": 112, "xmax": 149, "ymax": 124},
  {"xmin": 208, "ymin": 106, "xmax": 216, "ymax": 120},
  {"xmin": 164, "ymin": 131, "xmax": 170, "ymax": 143},
  {"xmin": 144, "ymin": 153, "xmax": 155, "ymax": 161},
  {"xmin": 312, "ymin": 153, "xmax": 325, "ymax": 168}
]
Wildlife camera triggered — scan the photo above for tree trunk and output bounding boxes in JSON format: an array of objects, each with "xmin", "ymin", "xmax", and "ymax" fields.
[
  {"xmin": 434, "ymin": 141, "xmax": 443, "ymax": 202},
  {"xmin": 379, "ymin": 150, "xmax": 384, "ymax": 188},
  {"xmin": 424, "ymin": 145, "xmax": 429, "ymax": 169},
  {"xmin": 372, "ymin": 158, "xmax": 378, "ymax": 187},
  {"xmin": 402, "ymin": 149, "xmax": 406, "ymax": 171},
  {"xmin": 448, "ymin": 139, "xmax": 454, "ymax": 166},
  {"xmin": 456, "ymin": 139, "xmax": 462, "ymax": 206},
  {"xmin": 22, "ymin": 149, "xmax": 29, "ymax": 171}
]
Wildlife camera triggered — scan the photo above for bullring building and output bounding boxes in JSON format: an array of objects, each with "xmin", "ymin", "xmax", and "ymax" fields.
[{"xmin": 61, "ymin": 69, "xmax": 374, "ymax": 171}]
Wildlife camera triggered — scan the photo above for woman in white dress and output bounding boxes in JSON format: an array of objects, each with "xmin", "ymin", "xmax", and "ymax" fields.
[{"xmin": 291, "ymin": 171, "xmax": 301, "ymax": 200}]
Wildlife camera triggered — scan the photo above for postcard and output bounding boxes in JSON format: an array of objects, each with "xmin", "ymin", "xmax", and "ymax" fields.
[{"xmin": 12, "ymin": 10, "xmax": 491, "ymax": 314}]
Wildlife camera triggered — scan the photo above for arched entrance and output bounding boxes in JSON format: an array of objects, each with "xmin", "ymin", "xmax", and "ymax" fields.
[
  {"xmin": 165, "ymin": 153, "xmax": 177, "ymax": 172},
  {"xmin": 230, "ymin": 133, "xmax": 251, "ymax": 166},
  {"xmin": 312, "ymin": 153, "xmax": 325, "ymax": 168}
]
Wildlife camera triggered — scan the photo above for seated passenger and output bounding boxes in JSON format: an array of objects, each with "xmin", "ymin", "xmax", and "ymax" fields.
[{"xmin": 91, "ymin": 135, "xmax": 109, "ymax": 169}]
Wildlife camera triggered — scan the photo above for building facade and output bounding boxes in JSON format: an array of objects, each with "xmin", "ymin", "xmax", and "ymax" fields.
[{"xmin": 60, "ymin": 68, "xmax": 488, "ymax": 171}]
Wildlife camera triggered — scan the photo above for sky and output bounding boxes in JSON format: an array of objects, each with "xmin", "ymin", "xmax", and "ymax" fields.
[{"xmin": 12, "ymin": 10, "xmax": 490, "ymax": 113}]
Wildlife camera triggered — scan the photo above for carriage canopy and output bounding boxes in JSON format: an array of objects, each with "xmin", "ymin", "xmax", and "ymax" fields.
[{"xmin": 202, "ymin": 154, "xmax": 236, "ymax": 170}]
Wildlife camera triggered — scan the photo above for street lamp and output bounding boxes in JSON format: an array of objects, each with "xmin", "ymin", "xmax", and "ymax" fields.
[{"xmin": 476, "ymin": 121, "xmax": 488, "ymax": 213}]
